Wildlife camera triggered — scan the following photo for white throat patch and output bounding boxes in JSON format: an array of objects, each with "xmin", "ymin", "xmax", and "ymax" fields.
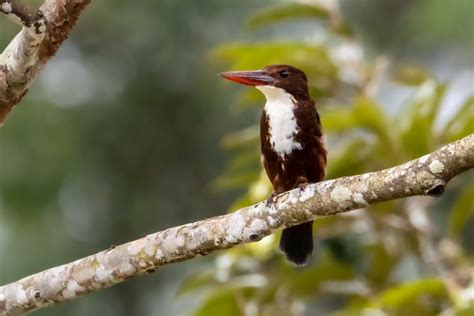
[{"xmin": 257, "ymin": 85, "xmax": 302, "ymax": 158}]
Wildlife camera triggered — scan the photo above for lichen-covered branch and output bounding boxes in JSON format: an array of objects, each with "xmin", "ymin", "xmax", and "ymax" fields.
[
  {"xmin": 0, "ymin": 134, "xmax": 472, "ymax": 315},
  {"xmin": 0, "ymin": 0, "xmax": 91, "ymax": 124},
  {"xmin": 1, "ymin": 1, "xmax": 43, "ymax": 29}
]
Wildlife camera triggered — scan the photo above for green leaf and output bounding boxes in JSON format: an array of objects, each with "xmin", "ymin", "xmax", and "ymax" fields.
[
  {"xmin": 327, "ymin": 138, "xmax": 373, "ymax": 178},
  {"xmin": 329, "ymin": 20, "xmax": 353, "ymax": 37},
  {"xmin": 177, "ymin": 271, "xmax": 215, "ymax": 297},
  {"xmin": 228, "ymin": 195, "xmax": 254, "ymax": 212},
  {"xmin": 211, "ymin": 170, "xmax": 259, "ymax": 191},
  {"xmin": 193, "ymin": 290, "xmax": 241, "ymax": 316},
  {"xmin": 248, "ymin": 171, "xmax": 272, "ymax": 202},
  {"xmin": 364, "ymin": 243, "xmax": 398, "ymax": 285},
  {"xmin": 443, "ymin": 96, "xmax": 474, "ymax": 142},
  {"xmin": 246, "ymin": 3, "xmax": 329, "ymax": 29},
  {"xmin": 453, "ymin": 306, "xmax": 474, "ymax": 316},
  {"xmin": 221, "ymin": 126, "xmax": 259, "ymax": 149},
  {"xmin": 322, "ymin": 97, "xmax": 392, "ymax": 141},
  {"xmin": 284, "ymin": 254, "xmax": 356, "ymax": 296},
  {"xmin": 351, "ymin": 96, "xmax": 394, "ymax": 148},
  {"xmin": 372, "ymin": 278, "xmax": 448, "ymax": 308},
  {"xmin": 394, "ymin": 64, "xmax": 432, "ymax": 86},
  {"xmin": 321, "ymin": 106, "xmax": 356, "ymax": 132},
  {"xmin": 225, "ymin": 149, "xmax": 260, "ymax": 173},
  {"xmin": 398, "ymin": 80, "xmax": 446, "ymax": 158},
  {"xmin": 323, "ymin": 97, "xmax": 401, "ymax": 163},
  {"xmin": 448, "ymin": 184, "xmax": 474, "ymax": 236}
]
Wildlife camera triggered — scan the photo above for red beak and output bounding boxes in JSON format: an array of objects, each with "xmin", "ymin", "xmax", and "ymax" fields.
[{"xmin": 220, "ymin": 70, "xmax": 274, "ymax": 86}]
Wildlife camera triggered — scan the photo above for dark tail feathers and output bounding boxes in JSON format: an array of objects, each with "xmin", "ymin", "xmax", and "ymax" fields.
[{"xmin": 279, "ymin": 221, "xmax": 313, "ymax": 266}]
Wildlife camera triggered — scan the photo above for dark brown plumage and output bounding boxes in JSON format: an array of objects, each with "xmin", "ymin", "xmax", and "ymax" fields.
[{"xmin": 221, "ymin": 65, "xmax": 327, "ymax": 265}]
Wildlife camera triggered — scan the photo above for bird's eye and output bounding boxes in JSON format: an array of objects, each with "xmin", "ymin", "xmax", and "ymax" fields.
[{"xmin": 279, "ymin": 70, "xmax": 289, "ymax": 78}]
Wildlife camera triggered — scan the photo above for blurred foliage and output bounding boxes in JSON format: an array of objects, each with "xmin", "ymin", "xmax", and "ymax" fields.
[
  {"xmin": 0, "ymin": 1, "xmax": 268, "ymax": 315},
  {"xmin": 0, "ymin": 0, "xmax": 472, "ymax": 315},
  {"xmin": 184, "ymin": 1, "xmax": 474, "ymax": 316}
]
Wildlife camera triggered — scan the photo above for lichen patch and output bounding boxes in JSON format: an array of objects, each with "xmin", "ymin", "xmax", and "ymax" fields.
[
  {"xmin": 176, "ymin": 235, "xmax": 185, "ymax": 247},
  {"xmin": 72, "ymin": 264, "xmax": 95, "ymax": 284},
  {"xmin": 161, "ymin": 231, "xmax": 179, "ymax": 254},
  {"xmin": 118, "ymin": 262, "xmax": 136, "ymax": 275},
  {"xmin": 45, "ymin": 266, "xmax": 66, "ymax": 293},
  {"xmin": 267, "ymin": 216, "xmax": 278, "ymax": 228},
  {"xmin": 226, "ymin": 212, "xmax": 245, "ymax": 240},
  {"xmin": 15, "ymin": 286, "xmax": 28, "ymax": 305},
  {"xmin": 251, "ymin": 204, "xmax": 266, "ymax": 216},
  {"xmin": 299, "ymin": 185, "xmax": 315, "ymax": 202},
  {"xmin": 143, "ymin": 235, "xmax": 156, "ymax": 256},
  {"xmin": 270, "ymin": 204, "xmax": 279, "ymax": 215},
  {"xmin": 353, "ymin": 193, "xmax": 368, "ymax": 206},
  {"xmin": 62, "ymin": 280, "xmax": 85, "ymax": 299},
  {"xmin": 288, "ymin": 189, "xmax": 299, "ymax": 204},
  {"xmin": 429, "ymin": 160, "xmax": 444, "ymax": 174},
  {"xmin": 330, "ymin": 186, "xmax": 352, "ymax": 205},
  {"xmin": 155, "ymin": 249, "xmax": 164, "ymax": 260},
  {"xmin": 127, "ymin": 241, "xmax": 143, "ymax": 256},
  {"xmin": 249, "ymin": 218, "xmax": 267, "ymax": 234},
  {"xmin": 95, "ymin": 266, "xmax": 112, "ymax": 282}
]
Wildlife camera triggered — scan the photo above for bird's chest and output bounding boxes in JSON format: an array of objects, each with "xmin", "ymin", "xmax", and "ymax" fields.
[{"xmin": 263, "ymin": 99, "xmax": 302, "ymax": 159}]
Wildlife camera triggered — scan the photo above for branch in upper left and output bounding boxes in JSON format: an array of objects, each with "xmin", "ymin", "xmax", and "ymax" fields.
[
  {"xmin": 0, "ymin": 0, "xmax": 46, "ymax": 75},
  {"xmin": 0, "ymin": 0, "xmax": 91, "ymax": 124},
  {"xmin": 0, "ymin": 0, "xmax": 46, "ymax": 122},
  {"xmin": 1, "ymin": 0, "xmax": 45, "ymax": 31}
]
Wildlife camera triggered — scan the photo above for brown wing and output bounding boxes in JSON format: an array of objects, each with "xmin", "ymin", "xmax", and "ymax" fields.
[{"xmin": 292, "ymin": 99, "xmax": 327, "ymax": 183}]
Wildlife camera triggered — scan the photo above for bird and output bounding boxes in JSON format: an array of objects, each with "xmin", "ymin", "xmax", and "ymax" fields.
[{"xmin": 220, "ymin": 65, "xmax": 327, "ymax": 266}]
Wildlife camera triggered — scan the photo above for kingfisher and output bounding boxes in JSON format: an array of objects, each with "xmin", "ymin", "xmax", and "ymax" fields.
[{"xmin": 221, "ymin": 65, "xmax": 327, "ymax": 265}]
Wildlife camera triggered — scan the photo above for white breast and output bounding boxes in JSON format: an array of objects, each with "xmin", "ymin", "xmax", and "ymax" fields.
[{"xmin": 257, "ymin": 85, "xmax": 302, "ymax": 158}]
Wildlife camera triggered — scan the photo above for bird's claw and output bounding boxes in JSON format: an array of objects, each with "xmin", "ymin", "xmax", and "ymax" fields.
[
  {"xmin": 265, "ymin": 192, "xmax": 277, "ymax": 208},
  {"xmin": 296, "ymin": 182, "xmax": 309, "ymax": 192}
]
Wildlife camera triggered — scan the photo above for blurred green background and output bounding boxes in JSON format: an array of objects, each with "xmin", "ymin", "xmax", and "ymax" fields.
[{"xmin": 0, "ymin": 1, "xmax": 473, "ymax": 315}]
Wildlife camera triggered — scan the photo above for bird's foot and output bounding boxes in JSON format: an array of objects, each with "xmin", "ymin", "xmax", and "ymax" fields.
[
  {"xmin": 265, "ymin": 192, "xmax": 278, "ymax": 208},
  {"xmin": 296, "ymin": 181, "xmax": 309, "ymax": 192}
]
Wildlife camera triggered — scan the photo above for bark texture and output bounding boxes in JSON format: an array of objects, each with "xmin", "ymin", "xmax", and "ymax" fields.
[
  {"xmin": 0, "ymin": 134, "xmax": 472, "ymax": 315},
  {"xmin": 0, "ymin": 0, "xmax": 91, "ymax": 123}
]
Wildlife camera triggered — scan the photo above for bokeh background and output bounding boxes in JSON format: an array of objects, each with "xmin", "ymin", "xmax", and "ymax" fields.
[{"xmin": 0, "ymin": 0, "xmax": 473, "ymax": 315}]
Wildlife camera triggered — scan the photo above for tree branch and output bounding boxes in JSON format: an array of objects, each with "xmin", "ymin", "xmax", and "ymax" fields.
[
  {"xmin": 0, "ymin": 0, "xmax": 91, "ymax": 124},
  {"xmin": 0, "ymin": 134, "xmax": 472, "ymax": 315},
  {"xmin": 0, "ymin": 0, "xmax": 43, "ymax": 28}
]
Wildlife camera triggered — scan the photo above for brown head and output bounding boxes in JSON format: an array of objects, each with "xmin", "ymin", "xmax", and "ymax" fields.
[{"xmin": 220, "ymin": 65, "xmax": 310, "ymax": 101}]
